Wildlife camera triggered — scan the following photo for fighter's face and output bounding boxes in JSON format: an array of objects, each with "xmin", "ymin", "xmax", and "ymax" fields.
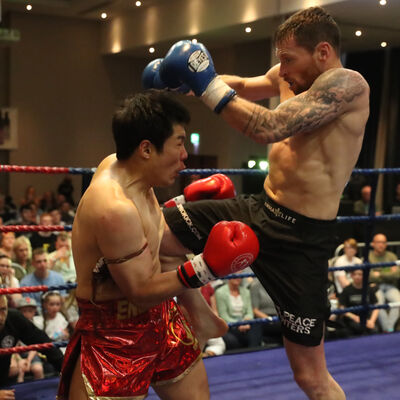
[
  {"xmin": 276, "ymin": 37, "xmax": 321, "ymax": 95},
  {"xmin": 154, "ymin": 124, "xmax": 188, "ymax": 187}
]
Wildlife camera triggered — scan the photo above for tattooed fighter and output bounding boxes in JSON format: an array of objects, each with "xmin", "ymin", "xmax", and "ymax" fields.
[{"xmin": 144, "ymin": 6, "xmax": 369, "ymax": 400}]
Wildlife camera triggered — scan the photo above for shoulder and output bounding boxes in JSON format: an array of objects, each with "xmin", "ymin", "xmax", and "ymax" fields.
[{"xmin": 312, "ymin": 68, "xmax": 369, "ymax": 96}]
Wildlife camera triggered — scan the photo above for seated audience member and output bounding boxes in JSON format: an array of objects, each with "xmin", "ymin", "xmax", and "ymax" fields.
[
  {"xmin": 15, "ymin": 204, "xmax": 37, "ymax": 232},
  {"xmin": 250, "ymin": 278, "xmax": 282, "ymax": 346},
  {"xmin": 338, "ymin": 269, "xmax": 379, "ymax": 335},
  {"xmin": 215, "ymin": 278, "xmax": 260, "ymax": 350},
  {"xmin": 15, "ymin": 297, "xmax": 44, "ymax": 383},
  {"xmin": 0, "ymin": 194, "xmax": 17, "ymax": 224},
  {"xmin": 0, "ymin": 232, "xmax": 15, "ymax": 259},
  {"xmin": 34, "ymin": 291, "xmax": 70, "ymax": 354},
  {"xmin": 332, "ymin": 238, "xmax": 362, "ymax": 294},
  {"xmin": 48, "ymin": 232, "xmax": 76, "ymax": 283},
  {"xmin": 12, "ymin": 235, "xmax": 33, "ymax": 281},
  {"xmin": 19, "ymin": 185, "xmax": 40, "ymax": 209},
  {"xmin": 19, "ymin": 248, "xmax": 67, "ymax": 312},
  {"xmin": 353, "ymin": 185, "xmax": 382, "ymax": 216},
  {"xmin": 29, "ymin": 213, "xmax": 58, "ymax": 253},
  {"xmin": 0, "ymin": 291, "xmax": 63, "ymax": 389},
  {"xmin": 0, "ymin": 254, "xmax": 21, "ymax": 308},
  {"xmin": 369, "ymin": 233, "xmax": 400, "ymax": 333},
  {"xmin": 57, "ymin": 176, "xmax": 75, "ymax": 206},
  {"xmin": 39, "ymin": 191, "xmax": 57, "ymax": 213},
  {"xmin": 59, "ymin": 201, "xmax": 75, "ymax": 224},
  {"xmin": 50, "ymin": 208, "xmax": 64, "ymax": 228},
  {"xmin": 388, "ymin": 182, "xmax": 400, "ymax": 214}
]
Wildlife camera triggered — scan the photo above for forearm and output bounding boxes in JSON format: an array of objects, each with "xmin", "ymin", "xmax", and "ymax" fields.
[
  {"xmin": 220, "ymin": 96, "xmax": 288, "ymax": 144},
  {"xmin": 369, "ymin": 309, "xmax": 379, "ymax": 324},
  {"xmin": 253, "ymin": 308, "xmax": 268, "ymax": 319}
]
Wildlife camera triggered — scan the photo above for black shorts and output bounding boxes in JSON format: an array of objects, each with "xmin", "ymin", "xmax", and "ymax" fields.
[{"xmin": 163, "ymin": 191, "xmax": 336, "ymax": 346}]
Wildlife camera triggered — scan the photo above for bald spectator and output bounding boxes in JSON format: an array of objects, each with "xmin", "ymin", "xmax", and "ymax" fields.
[
  {"xmin": 353, "ymin": 185, "xmax": 382, "ymax": 216},
  {"xmin": 369, "ymin": 233, "xmax": 400, "ymax": 333},
  {"xmin": 29, "ymin": 213, "xmax": 57, "ymax": 253}
]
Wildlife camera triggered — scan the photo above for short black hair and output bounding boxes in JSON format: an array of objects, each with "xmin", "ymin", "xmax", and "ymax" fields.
[
  {"xmin": 274, "ymin": 6, "xmax": 341, "ymax": 55},
  {"xmin": 112, "ymin": 90, "xmax": 190, "ymax": 160}
]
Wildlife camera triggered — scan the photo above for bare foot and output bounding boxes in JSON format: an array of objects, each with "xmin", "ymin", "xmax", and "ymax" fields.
[{"xmin": 178, "ymin": 290, "xmax": 228, "ymax": 350}]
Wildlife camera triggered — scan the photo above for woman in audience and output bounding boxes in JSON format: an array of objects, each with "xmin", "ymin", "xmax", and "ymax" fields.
[
  {"xmin": 215, "ymin": 278, "xmax": 260, "ymax": 350},
  {"xmin": 12, "ymin": 235, "xmax": 33, "ymax": 281}
]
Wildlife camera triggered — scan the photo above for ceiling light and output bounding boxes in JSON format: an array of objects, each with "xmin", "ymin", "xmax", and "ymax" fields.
[
  {"xmin": 379, "ymin": 0, "xmax": 387, "ymax": 5},
  {"xmin": 136, "ymin": 1, "xmax": 142, "ymax": 6},
  {"xmin": 381, "ymin": 41, "xmax": 387, "ymax": 47},
  {"xmin": 245, "ymin": 27, "xmax": 252, "ymax": 33},
  {"xmin": 26, "ymin": 4, "xmax": 32, "ymax": 10},
  {"xmin": 101, "ymin": 12, "xmax": 107, "ymax": 19},
  {"xmin": 355, "ymin": 30, "xmax": 362, "ymax": 37},
  {"xmin": 149, "ymin": 47, "xmax": 155, "ymax": 53}
]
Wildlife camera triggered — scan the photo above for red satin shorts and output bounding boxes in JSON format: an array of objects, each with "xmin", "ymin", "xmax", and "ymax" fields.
[{"xmin": 57, "ymin": 297, "xmax": 201, "ymax": 399}]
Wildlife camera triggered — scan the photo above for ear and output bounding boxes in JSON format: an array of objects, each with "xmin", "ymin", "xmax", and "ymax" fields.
[
  {"xmin": 139, "ymin": 140, "xmax": 152, "ymax": 159},
  {"xmin": 315, "ymin": 42, "xmax": 331, "ymax": 62}
]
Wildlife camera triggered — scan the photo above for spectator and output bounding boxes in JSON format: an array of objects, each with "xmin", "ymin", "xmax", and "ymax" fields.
[
  {"xmin": 338, "ymin": 269, "xmax": 379, "ymax": 335},
  {"xmin": 353, "ymin": 185, "xmax": 382, "ymax": 216},
  {"xmin": 39, "ymin": 191, "xmax": 57, "ymax": 213},
  {"xmin": 0, "ymin": 194, "xmax": 17, "ymax": 224},
  {"xmin": 48, "ymin": 232, "xmax": 76, "ymax": 283},
  {"xmin": 12, "ymin": 236, "xmax": 33, "ymax": 281},
  {"xmin": 29, "ymin": 213, "xmax": 57, "ymax": 253},
  {"xmin": 0, "ymin": 254, "xmax": 21, "ymax": 308},
  {"xmin": 14, "ymin": 297, "xmax": 44, "ymax": 383},
  {"xmin": 388, "ymin": 182, "xmax": 400, "ymax": 214},
  {"xmin": 0, "ymin": 232, "xmax": 16, "ymax": 259},
  {"xmin": 57, "ymin": 176, "xmax": 74, "ymax": 206},
  {"xmin": 13, "ymin": 204, "xmax": 37, "ymax": 238},
  {"xmin": 19, "ymin": 248, "xmax": 67, "ymax": 312},
  {"xmin": 19, "ymin": 185, "xmax": 39, "ymax": 208},
  {"xmin": 250, "ymin": 278, "xmax": 282, "ymax": 346},
  {"xmin": 59, "ymin": 201, "xmax": 75, "ymax": 225},
  {"xmin": 332, "ymin": 238, "xmax": 362, "ymax": 294},
  {"xmin": 49, "ymin": 208, "xmax": 64, "ymax": 228},
  {"xmin": 34, "ymin": 291, "xmax": 70, "ymax": 354},
  {"xmin": 0, "ymin": 292, "xmax": 63, "ymax": 389},
  {"xmin": 215, "ymin": 278, "xmax": 260, "ymax": 350},
  {"xmin": 369, "ymin": 233, "xmax": 400, "ymax": 332}
]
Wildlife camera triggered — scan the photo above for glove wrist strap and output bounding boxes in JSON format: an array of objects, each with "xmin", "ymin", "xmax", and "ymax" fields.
[
  {"xmin": 201, "ymin": 76, "xmax": 237, "ymax": 114},
  {"xmin": 177, "ymin": 254, "xmax": 215, "ymax": 288}
]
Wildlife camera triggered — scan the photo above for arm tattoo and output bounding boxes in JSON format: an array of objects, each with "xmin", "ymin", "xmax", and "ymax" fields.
[{"xmin": 245, "ymin": 69, "xmax": 367, "ymax": 144}]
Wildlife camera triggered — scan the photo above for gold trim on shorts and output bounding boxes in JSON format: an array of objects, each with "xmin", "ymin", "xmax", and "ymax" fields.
[
  {"xmin": 82, "ymin": 372, "xmax": 147, "ymax": 400},
  {"xmin": 151, "ymin": 352, "xmax": 203, "ymax": 387}
]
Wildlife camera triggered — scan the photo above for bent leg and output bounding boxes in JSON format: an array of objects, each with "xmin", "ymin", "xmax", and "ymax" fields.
[
  {"xmin": 284, "ymin": 337, "xmax": 345, "ymax": 400},
  {"xmin": 153, "ymin": 359, "xmax": 209, "ymax": 400}
]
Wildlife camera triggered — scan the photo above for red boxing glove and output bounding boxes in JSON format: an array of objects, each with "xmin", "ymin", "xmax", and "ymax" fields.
[
  {"xmin": 177, "ymin": 221, "xmax": 259, "ymax": 288},
  {"xmin": 164, "ymin": 174, "xmax": 235, "ymax": 208}
]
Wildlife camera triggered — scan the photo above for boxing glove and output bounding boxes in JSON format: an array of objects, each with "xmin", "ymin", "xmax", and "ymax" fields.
[
  {"xmin": 142, "ymin": 58, "xmax": 190, "ymax": 93},
  {"xmin": 159, "ymin": 40, "xmax": 237, "ymax": 113},
  {"xmin": 164, "ymin": 174, "xmax": 236, "ymax": 208},
  {"xmin": 177, "ymin": 221, "xmax": 259, "ymax": 288},
  {"xmin": 142, "ymin": 58, "xmax": 168, "ymax": 89}
]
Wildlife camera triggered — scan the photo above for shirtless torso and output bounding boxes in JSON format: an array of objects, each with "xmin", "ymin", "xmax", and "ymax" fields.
[
  {"xmin": 222, "ymin": 51, "xmax": 369, "ymax": 221},
  {"xmin": 72, "ymin": 154, "xmax": 163, "ymax": 304}
]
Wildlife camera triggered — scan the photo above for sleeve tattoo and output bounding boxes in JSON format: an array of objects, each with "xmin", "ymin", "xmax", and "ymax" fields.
[{"xmin": 243, "ymin": 69, "xmax": 367, "ymax": 143}]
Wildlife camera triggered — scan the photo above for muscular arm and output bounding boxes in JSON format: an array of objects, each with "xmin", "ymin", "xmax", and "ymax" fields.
[
  {"xmin": 221, "ymin": 68, "xmax": 368, "ymax": 144},
  {"xmin": 96, "ymin": 202, "xmax": 186, "ymax": 308},
  {"xmin": 220, "ymin": 64, "xmax": 291, "ymax": 101}
]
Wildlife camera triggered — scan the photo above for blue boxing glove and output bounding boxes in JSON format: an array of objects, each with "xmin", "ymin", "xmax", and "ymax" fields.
[
  {"xmin": 159, "ymin": 40, "xmax": 237, "ymax": 113},
  {"xmin": 142, "ymin": 58, "xmax": 168, "ymax": 89},
  {"xmin": 142, "ymin": 58, "xmax": 190, "ymax": 93}
]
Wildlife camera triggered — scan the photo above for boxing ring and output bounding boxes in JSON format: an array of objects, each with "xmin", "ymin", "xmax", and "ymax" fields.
[{"xmin": 1, "ymin": 164, "xmax": 400, "ymax": 399}]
